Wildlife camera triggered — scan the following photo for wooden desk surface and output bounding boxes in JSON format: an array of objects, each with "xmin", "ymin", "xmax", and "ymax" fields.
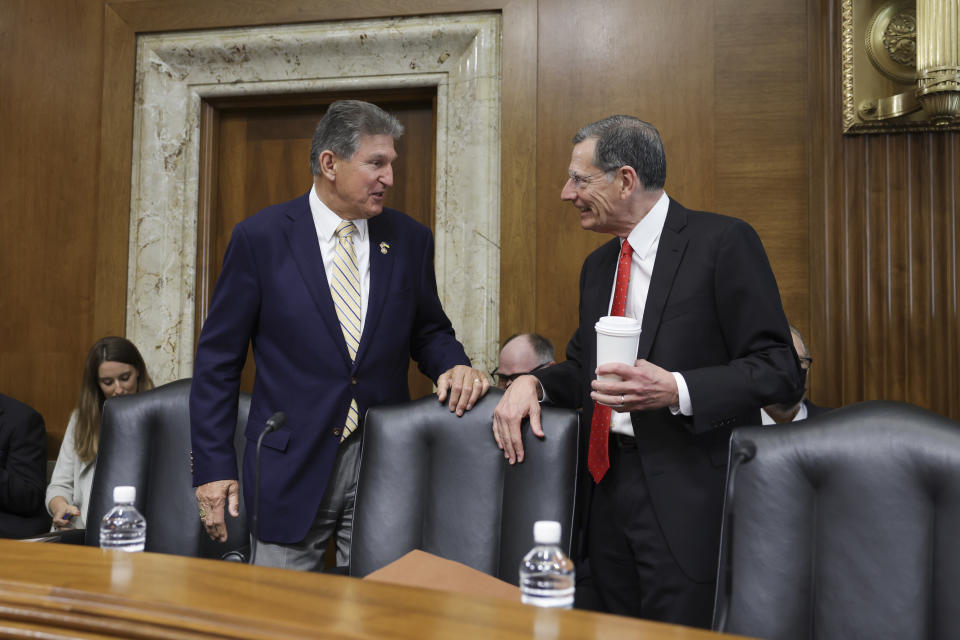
[{"xmin": 0, "ymin": 540, "xmax": 750, "ymax": 639}]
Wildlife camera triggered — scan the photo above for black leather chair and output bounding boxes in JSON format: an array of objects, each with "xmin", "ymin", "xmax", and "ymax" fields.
[
  {"xmin": 714, "ymin": 401, "xmax": 960, "ymax": 640},
  {"xmin": 349, "ymin": 389, "xmax": 580, "ymax": 585},
  {"xmin": 35, "ymin": 379, "xmax": 251, "ymax": 560}
]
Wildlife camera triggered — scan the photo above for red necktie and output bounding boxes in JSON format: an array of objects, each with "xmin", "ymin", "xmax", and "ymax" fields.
[{"xmin": 588, "ymin": 240, "xmax": 633, "ymax": 484}]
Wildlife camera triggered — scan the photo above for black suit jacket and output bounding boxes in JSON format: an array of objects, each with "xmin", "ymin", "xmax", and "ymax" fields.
[
  {"xmin": 537, "ymin": 198, "xmax": 802, "ymax": 583},
  {"xmin": 0, "ymin": 394, "xmax": 51, "ymax": 537}
]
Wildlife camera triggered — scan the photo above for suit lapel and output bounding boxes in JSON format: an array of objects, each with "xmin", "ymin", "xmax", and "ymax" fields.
[
  {"xmin": 638, "ymin": 200, "xmax": 688, "ymax": 359},
  {"xmin": 282, "ymin": 194, "xmax": 352, "ymax": 367},
  {"xmin": 354, "ymin": 214, "xmax": 394, "ymax": 365}
]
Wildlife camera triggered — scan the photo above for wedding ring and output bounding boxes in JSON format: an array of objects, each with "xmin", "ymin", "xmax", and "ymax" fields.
[
  {"xmin": 619, "ymin": 394, "xmax": 625, "ymax": 407},
  {"xmin": 199, "ymin": 507, "xmax": 206, "ymax": 519},
  {"xmin": 474, "ymin": 378, "xmax": 482, "ymax": 384}
]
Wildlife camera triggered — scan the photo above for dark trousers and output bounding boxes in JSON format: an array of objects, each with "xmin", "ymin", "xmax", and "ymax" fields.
[{"xmin": 586, "ymin": 435, "xmax": 715, "ymax": 629}]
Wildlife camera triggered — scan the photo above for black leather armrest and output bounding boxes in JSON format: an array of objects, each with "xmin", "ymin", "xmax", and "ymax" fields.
[{"xmin": 21, "ymin": 529, "xmax": 86, "ymax": 545}]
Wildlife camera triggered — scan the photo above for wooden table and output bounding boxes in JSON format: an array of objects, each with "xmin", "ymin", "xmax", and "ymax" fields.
[{"xmin": 0, "ymin": 540, "xmax": 750, "ymax": 639}]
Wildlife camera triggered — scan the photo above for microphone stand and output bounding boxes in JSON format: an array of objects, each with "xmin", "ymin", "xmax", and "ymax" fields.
[{"xmin": 249, "ymin": 412, "xmax": 285, "ymax": 566}]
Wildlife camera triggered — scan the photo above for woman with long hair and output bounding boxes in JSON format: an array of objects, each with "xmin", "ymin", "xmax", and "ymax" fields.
[{"xmin": 46, "ymin": 336, "xmax": 153, "ymax": 529}]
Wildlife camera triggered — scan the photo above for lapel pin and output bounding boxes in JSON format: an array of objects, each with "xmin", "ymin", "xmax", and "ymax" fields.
[{"xmin": 379, "ymin": 242, "xmax": 390, "ymax": 255}]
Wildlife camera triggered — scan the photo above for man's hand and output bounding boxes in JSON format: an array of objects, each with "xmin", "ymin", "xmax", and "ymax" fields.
[
  {"xmin": 590, "ymin": 359, "xmax": 679, "ymax": 411},
  {"xmin": 196, "ymin": 479, "xmax": 240, "ymax": 543},
  {"xmin": 437, "ymin": 364, "xmax": 490, "ymax": 416},
  {"xmin": 492, "ymin": 374, "xmax": 542, "ymax": 464}
]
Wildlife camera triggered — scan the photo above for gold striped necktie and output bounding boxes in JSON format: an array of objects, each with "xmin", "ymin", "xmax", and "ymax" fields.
[{"xmin": 331, "ymin": 220, "xmax": 361, "ymax": 441}]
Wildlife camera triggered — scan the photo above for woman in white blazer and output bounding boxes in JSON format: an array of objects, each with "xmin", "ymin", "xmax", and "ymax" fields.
[{"xmin": 46, "ymin": 336, "xmax": 153, "ymax": 529}]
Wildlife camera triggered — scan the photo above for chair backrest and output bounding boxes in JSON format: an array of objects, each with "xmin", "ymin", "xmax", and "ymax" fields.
[
  {"xmin": 86, "ymin": 378, "xmax": 250, "ymax": 560},
  {"xmin": 714, "ymin": 400, "xmax": 960, "ymax": 640},
  {"xmin": 349, "ymin": 389, "xmax": 579, "ymax": 585}
]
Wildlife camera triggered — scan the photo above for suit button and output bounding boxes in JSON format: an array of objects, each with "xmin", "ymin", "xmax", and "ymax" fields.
[
  {"xmin": 333, "ymin": 427, "xmax": 342, "ymax": 437},
  {"xmin": 351, "ymin": 377, "xmax": 358, "ymax": 385}
]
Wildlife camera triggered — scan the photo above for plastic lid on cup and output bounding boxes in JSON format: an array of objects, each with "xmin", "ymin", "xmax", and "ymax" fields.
[
  {"xmin": 595, "ymin": 315, "xmax": 642, "ymax": 336},
  {"xmin": 113, "ymin": 486, "xmax": 136, "ymax": 504},
  {"xmin": 533, "ymin": 520, "xmax": 562, "ymax": 544}
]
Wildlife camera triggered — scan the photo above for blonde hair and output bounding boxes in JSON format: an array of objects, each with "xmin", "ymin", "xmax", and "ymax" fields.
[{"xmin": 73, "ymin": 337, "xmax": 154, "ymax": 463}]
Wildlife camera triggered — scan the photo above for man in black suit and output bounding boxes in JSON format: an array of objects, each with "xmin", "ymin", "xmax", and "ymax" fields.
[
  {"xmin": 762, "ymin": 324, "xmax": 832, "ymax": 423},
  {"xmin": 493, "ymin": 115, "xmax": 801, "ymax": 627},
  {"xmin": 0, "ymin": 393, "xmax": 51, "ymax": 537}
]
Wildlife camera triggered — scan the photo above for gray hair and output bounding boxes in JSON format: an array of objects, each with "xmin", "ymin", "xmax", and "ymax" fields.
[
  {"xmin": 309, "ymin": 100, "xmax": 405, "ymax": 175},
  {"xmin": 572, "ymin": 115, "xmax": 666, "ymax": 190},
  {"xmin": 503, "ymin": 332, "xmax": 555, "ymax": 366}
]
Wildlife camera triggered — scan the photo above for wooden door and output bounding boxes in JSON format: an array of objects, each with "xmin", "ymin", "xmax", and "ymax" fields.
[{"xmin": 196, "ymin": 88, "xmax": 438, "ymax": 401}]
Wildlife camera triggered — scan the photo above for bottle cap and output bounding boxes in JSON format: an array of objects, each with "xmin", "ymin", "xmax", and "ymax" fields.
[
  {"xmin": 533, "ymin": 520, "xmax": 561, "ymax": 544},
  {"xmin": 114, "ymin": 486, "xmax": 136, "ymax": 503}
]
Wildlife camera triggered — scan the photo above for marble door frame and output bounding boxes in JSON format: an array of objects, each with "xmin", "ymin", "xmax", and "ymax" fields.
[{"xmin": 127, "ymin": 14, "xmax": 501, "ymax": 382}]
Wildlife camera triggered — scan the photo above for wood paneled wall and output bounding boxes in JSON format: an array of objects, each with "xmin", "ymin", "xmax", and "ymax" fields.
[
  {"xmin": 811, "ymin": 0, "xmax": 960, "ymax": 416},
  {"xmin": 0, "ymin": 0, "xmax": 108, "ymax": 455},
  {"xmin": 535, "ymin": 0, "xmax": 810, "ymax": 367},
  {"xmin": 2, "ymin": 0, "xmax": 958, "ymax": 459}
]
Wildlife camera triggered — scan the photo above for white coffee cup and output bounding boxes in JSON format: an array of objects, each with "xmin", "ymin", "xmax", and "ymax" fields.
[{"xmin": 595, "ymin": 316, "xmax": 642, "ymax": 381}]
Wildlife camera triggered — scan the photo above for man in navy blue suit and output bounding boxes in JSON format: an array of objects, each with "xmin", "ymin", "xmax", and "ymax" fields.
[
  {"xmin": 191, "ymin": 100, "xmax": 489, "ymax": 570},
  {"xmin": 493, "ymin": 115, "xmax": 801, "ymax": 627}
]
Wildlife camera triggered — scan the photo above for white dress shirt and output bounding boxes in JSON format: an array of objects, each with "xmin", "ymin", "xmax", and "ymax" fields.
[
  {"xmin": 760, "ymin": 402, "xmax": 808, "ymax": 425},
  {"xmin": 309, "ymin": 186, "xmax": 371, "ymax": 332},
  {"xmin": 609, "ymin": 191, "xmax": 692, "ymax": 436}
]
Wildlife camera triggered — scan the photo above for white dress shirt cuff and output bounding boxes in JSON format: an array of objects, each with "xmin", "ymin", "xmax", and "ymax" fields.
[
  {"xmin": 670, "ymin": 372, "xmax": 693, "ymax": 416},
  {"xmin": 535, "ymin": 378, "xmax": 547, "ymax": 403}
]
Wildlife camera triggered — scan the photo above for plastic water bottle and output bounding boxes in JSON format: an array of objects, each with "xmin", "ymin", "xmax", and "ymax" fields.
[
  {"xmin": 99, "ymin": 486, "xmax": 146, "ymax": 552},
  {"xmin": 519, "ymin": 520, "xmax": 575, "ymax": 608}
]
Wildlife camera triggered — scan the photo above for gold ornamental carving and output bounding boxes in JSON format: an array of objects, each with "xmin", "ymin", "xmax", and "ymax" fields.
[
  {"xmin": 843, "ymin": 0, "xmax": 960, "ymax": 133},
  {"xmin": 865, "ymin": 3, "xmax": 915, "ymax": 80}
]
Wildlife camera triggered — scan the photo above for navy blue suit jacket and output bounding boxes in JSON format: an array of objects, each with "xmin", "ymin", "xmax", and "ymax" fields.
[
  {"xmin": 537, "ymin": 198, "xmax": 802, "ymax": 583},
  {"xmin": 190, "ymin": 194, "xmax": 469, "ymax": 543}
]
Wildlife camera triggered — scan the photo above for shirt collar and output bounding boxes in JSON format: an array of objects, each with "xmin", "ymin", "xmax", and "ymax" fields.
[
  {"xmin": 760, "ymin": 401, "xmax": 809, "ymax": 425},
  {"xmin": 309, "ymin": 184, "xmax": 368, "ymax": 243},
  {"xmin": 624, "ymin": 191, "xmax": 669, "ymax": 259}
]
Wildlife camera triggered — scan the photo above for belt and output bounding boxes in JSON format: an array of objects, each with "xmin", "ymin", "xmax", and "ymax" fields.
[{"xmin": 611, "ymin": 433, "xmax": 636, "ymax": 449}]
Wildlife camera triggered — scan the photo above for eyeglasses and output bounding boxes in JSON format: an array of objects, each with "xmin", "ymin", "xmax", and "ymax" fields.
[
  {"xmin": 567, "ymin": 170, "xmax": 609, "ymax": 190},
  {"xmin": 491, "ymin": 363, "xmax": 551, "ymax": 389},
  {"xmin": 799, "ymin": 356, "xmax": 813, "ymax": 370}
]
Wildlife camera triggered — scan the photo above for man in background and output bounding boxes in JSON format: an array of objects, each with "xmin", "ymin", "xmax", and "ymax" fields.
[
  {"xmin": 494, "ymin": 333, "xmax": 555, "ymax": 389},
  {"xmin": 762, "ymin": 325, "xmax": 832, "ymax": 423}
]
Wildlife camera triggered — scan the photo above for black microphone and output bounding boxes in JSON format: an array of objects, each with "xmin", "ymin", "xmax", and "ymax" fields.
[{"xmin": 250, "ymin": 411, "xmax": 286, "ymax": 566}]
